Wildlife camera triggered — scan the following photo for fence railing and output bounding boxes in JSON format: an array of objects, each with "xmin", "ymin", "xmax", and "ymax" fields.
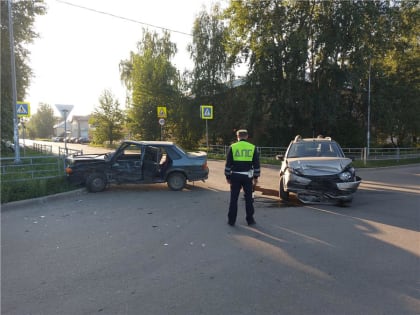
[
  {"xmin": 1, "ymin": 156, "xmax": 65, "ymax": 183},
  {"xmin": 58, "ymin": 146, "xmax": 83, "ymax": 157},
  {"xmin": 31, "ymin": 143, "xmax": 82, "ymax": 157},
  {"xmin": 207, "ymin": 145, "xmax": 420, "ymax": 161},
  {"xmin": 32, "ymin": 143, "xmax": 53, "ymax": 154}
]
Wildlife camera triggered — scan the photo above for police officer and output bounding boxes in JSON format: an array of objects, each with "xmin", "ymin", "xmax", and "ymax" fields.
[{"xmin": 225, "ymin": 129, "xmax": 260, "ymax": 226}]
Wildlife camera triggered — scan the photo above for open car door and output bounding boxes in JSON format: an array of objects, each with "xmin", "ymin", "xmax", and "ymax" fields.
[
  {"xmin": 143, "ymin": 146, "xmax": 160, "ymax": 180},
  {"xmin": 111, "ymin": 143, "xmax": 144, "ymax": 182}
]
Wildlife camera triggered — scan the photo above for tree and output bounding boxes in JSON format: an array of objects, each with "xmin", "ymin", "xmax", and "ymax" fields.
[
  {"xmin": 1, "ymin": 0, "xmax": 46, "ymax": 140},
  {"xmin": 372, "ymin": 1, "xmax": 420, "ymax": 146},
  {"xmin": 223, "ymin": 0, "xmax": 419, "ymax": 147},
  {"xmin": 224, "ymin": 0, "xmax": 312, "ymax": 145},
  {"xmin": 89, "ymin": 90, "xmax": 125, "ymax": 145},
  {"xmin": 120, "ymin": 30, "xmax": 180, "ymax": 141},
  {"xmin": 186, "ymin": 4, "xmax": 238, "ymax": 145},
  {"xmin": 188, "ymin": 4, "xmax": 233, "ymax": 98},
  {"xmin": 25, "ymin": 103, "xmax": 55, "ymax": 139}
]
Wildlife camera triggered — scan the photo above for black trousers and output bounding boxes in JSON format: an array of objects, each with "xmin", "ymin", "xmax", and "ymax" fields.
[{"xmin": 228, "ymin": 173, "xmax": 254, "ymax": 224}]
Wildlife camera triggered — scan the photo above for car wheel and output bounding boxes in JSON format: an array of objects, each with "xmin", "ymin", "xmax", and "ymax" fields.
[
  {"xmin": 167, "ymin": 172, "xmax": 186, "ymax": 191},
  {"xmin": 279, "ymin": 176, "xmax": 289, "ymax": 201},
  {"xmin": 86, "ymin": 173, "xmax": 107, "ymax": 193}
]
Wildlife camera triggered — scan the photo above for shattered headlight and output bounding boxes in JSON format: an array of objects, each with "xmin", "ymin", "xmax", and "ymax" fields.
[
  {"xmin": 339, "ymin": 171, "xmax": 352, "ymax": 181},
  {"xmin": 339, "ymin": 167, "xmax": 355, "ymax": 181}
]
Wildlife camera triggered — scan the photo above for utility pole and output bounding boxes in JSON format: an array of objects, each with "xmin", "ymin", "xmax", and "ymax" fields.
[{"xmin": 8, "ymin": 0, "xmax": 20, "ymax": 163}]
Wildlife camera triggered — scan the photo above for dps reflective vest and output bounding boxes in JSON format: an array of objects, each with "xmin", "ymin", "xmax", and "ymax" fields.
[{"xmin": 231, "ymin": 141, "xmax": 255, "ymax": 162}]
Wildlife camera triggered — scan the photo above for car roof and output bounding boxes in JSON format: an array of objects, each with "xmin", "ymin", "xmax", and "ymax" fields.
[
  {"xmin": 123, "ymin": 140, "xmax": 175, "ymax": 146},
  {"xmin": 291, "ymin": 135, "xmax": 335, "ymax": 143}
]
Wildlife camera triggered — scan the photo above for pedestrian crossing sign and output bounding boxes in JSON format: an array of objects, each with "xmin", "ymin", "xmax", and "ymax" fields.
[
  {"xmin": 157, "ymin": 106, "xmax": 167, "ymax": 118},
  {"xmin": 200, "ymin": 105, "xmax": 213, "ymax": 120},
  {"xmin": 16, "ymin": 101, "xmax": 30, "ymax": 117}
]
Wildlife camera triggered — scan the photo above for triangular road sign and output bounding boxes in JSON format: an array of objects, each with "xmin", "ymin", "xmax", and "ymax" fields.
[
  {"xmin": 55, "ymin": 104, "xmax": 74, "ymax": 118},
  {"xmin": 17, "ymin": 105, "xmax": 27, "ymax": 114}
]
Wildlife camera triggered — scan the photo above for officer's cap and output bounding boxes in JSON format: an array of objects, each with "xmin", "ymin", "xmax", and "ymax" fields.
[{"xmin": 236, "ymin": 129, "xmax": 248, "ymax": 137}]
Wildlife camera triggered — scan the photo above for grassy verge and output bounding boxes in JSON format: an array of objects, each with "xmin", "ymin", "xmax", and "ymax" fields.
[
  {"xmin": 1, "ymin": 177, "xmax": 79, "ymax": 204},
  {"xmin": 1, "ymin": 146, "xmax": 82, "ymax": 204}
]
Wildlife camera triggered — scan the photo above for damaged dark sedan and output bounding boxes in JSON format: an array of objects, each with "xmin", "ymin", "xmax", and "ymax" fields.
[
  {"xmin": 65, "ymin": 140, "xmax": 209, "ymax": 192},
  {"xmin": 276, "ymin": 135, "xmax": 361, "ymax": 205}
]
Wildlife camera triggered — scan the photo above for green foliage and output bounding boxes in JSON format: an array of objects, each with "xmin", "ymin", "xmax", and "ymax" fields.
[
  {"xmin": 371, "ymin": 1, "xmax": 420, "ymax": 146},
  {"xmin": 1, "ymin": 0, "xmax": 47, "ymax": 140},
  {"xmin": 188, "ymin": 4, "xmax": 232, "ymax": 98},
  {"xmin": 89, "ymin": 90, "xmax": 125, "ymax": 144},
  {"xmin": 25, "ymin": 103, "xmax": 56, "ymax": 138},
  {"xmin": 222, "ymin": 0, "xmax": 419, "ymax": 147},
  {"xmin": 120, "ymin": 30, "xmax": 180, "ymax": 140},
  {"xmin": 116, "ymin": 1, "xmax": 420, "ymax": 147}
]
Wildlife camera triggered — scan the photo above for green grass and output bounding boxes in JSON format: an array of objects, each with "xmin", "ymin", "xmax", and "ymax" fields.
[
  {"xmin": 1, "ymin": 147, "xmax": 81, "ymax": 204},
  {"xmin": 1, "ymin": 177, "xmax": 78, "ymax": 204}
]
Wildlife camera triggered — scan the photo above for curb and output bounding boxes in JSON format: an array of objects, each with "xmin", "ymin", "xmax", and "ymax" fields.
[{"xmin": 1, "ymin": 188, "xmax": 87, "ymax": 212}]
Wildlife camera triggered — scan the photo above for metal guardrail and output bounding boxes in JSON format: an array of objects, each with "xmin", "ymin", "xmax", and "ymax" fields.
[
  {"xmin": 1, "ymin": 143, "xmax": 83, "ymax": 183},
  {"xmin": 207, "ymin": 145, "xmax": 420, "ymax": 161},
  {"xmin": 0, "ymin": 156, "xmax": 65, "ymax": 183},
  {"xmin": 32, "ymin": 143, "xmax": 53, "ymax": 154},
  {"xmin": 58, "ymin": 146, "xmax": 83, "ymax": 157},
  {"xmin": 31, "ymin": 143, "xmax": 82, "ymax": 157}
]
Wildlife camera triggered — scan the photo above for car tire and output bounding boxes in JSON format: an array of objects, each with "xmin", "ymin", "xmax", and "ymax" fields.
[
  {"xmin": 279, "ymin": 176, "xmax": 289, "ymax": 201},
  {"xmin": 86, "ymin": 173, "xmax": 107, "ymax": 193},
  {"xmin": 167, "ymin": 172, "xmax": 186, "ymax": 191}
]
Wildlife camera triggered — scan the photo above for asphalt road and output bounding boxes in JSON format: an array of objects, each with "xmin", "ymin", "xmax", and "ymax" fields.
[{"xmin": 2, "ymin": 147, "xmax": 420, "ymax": 315}]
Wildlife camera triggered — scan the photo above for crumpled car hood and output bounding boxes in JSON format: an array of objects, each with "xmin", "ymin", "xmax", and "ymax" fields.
[{"xmin": 287, "ymin": 157, "xmax": 352, "ymax": 176}]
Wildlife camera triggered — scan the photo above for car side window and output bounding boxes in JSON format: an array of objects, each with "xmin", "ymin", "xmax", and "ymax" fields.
[
  {"xmin": 166, "ymin": 147, "xmax": 182, "ymax": 160},
  {"xmin": 123, "ymin": 144, "xmax": 142, "ymax": 157}
]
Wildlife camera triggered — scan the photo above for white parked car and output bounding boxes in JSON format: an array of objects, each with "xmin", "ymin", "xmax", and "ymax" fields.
[{"xmin": 276, "ymin": 135, "xmax": 362, "ymax": 205}]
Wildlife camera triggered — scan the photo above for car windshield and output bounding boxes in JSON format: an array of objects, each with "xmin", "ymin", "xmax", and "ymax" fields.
[{"xmin": 287, "ymin": 142, "xmax": 343, "ymax": 158}]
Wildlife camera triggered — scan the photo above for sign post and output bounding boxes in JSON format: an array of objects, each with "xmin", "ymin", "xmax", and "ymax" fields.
[
  {"xmin": 200, "ymin": 105, "xmax": 213, "ymax": 150},
  {"xmin": 157, "ymin": 106, "xmax": 167, "ymax": 140},
  {"xmin": 55, "ymin": 104, "xmax": 74, "ymax": 155},
  {"xmin": 159, "ymin": 118, "xmax": 165, "ymax": 140}
]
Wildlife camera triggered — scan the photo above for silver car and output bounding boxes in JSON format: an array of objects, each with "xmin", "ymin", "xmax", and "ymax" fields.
[{"xmin": 277, "ymin": 135, "xmax": 361, "ymax": 205}]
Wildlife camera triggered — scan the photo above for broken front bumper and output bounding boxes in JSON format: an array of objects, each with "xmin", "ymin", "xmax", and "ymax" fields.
[{"xmin": 284, "ymin": 172, "xmax": 362, "ymax": 203}]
